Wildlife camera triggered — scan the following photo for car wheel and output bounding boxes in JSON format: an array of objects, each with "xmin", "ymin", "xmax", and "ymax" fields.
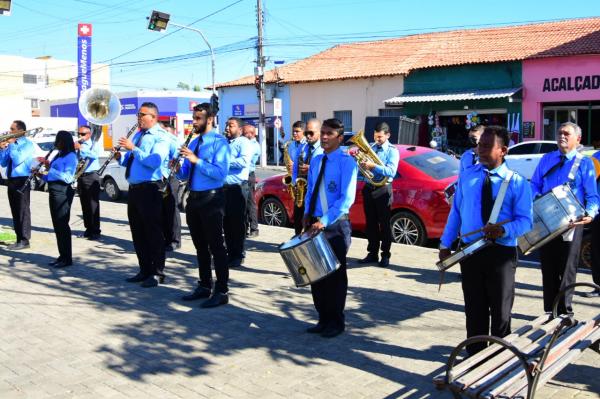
[
  {"xmin": 103, "ymin": 177, "xmax": 121, "ymax": 201},
  {"xmin": 580, "ymin": 233, "xmax": 591, "ymax": 269},
  {"xmin": 260, "ymin": 197, "xmax": 288, "ymax": 227},
  {"xmin": 390, "ymin": 211, "xmax": 426, "ymax": 246}
]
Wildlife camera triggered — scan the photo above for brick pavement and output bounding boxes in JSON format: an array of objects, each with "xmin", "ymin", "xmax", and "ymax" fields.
[{"xmin": 0, "ymin": 186, "xmax": 598, "ymax": 398}]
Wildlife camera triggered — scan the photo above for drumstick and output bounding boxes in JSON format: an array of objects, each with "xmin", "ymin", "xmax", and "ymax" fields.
[{"xmin": 457, "ymin": 219, "xmax": 511, "ymax": 240}]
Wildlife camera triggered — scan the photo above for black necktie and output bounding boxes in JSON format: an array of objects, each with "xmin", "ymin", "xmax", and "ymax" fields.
[
  {"xmin": 543, "ymin": 154, "xmax": 567, "ymax": 179},
  {"xmin": 375, "ymin": 145, "xmax": 383, "ymax": 153},
  {"xmin": 125, "ymin": 131, "xmax": 147, "ymax": 179},
  {"xmin": 307, "ymin": 155, "xmax": 328, "ymax": 218},
  {"xmin": 481, "ymin": 170, "xmax": 493, "ymax": 224},
  {"xmin": 305, "ymin": 144, "xmax": 315, "ymax": 164},
  {"xmin": 188, "ymin": 136, "xmax": 203, "ymax": 185}
]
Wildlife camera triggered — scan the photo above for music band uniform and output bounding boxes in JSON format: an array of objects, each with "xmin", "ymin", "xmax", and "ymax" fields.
[
  {"xmin": 77, "ymin": 132, "xmax": 102, "ymax": 239},
  {"xmin": 361, "ymin": 140, "xmax": 399, "ymax": 264},
  {"xmin": 246, "ymin": 136, "xmax": 261, "ymax": 236},
  {"xmin": 121, "ymin": 123, "xmax": 170, "ymax": 284},
  {"xmin": 293, "ymin": 140, "xmax": 322, "ymax": 235},
  {"xmin": 0, "ymin": 133, "xmax": 34, "ymax": 248},
  {"xmin": 162, "ymin": 131, "xmax": 182, "ymax": 250},
  {"xmin": 304, "ymin": 147, "xmax": 358, "ymax": 335},
  {"xmin": 441, "ymin": 162, "xmax": 533, "ymax": 355},
  {"xmin": 459, "ymin": 148, "xmax": 478, "ymax": 173},
  {"xmin": 530, "ymin": 149, "xmax": 599, "ymax": 314},
  {"xmin": 289, "ymin": 135, "xmax": 306, "ymax": 235}
]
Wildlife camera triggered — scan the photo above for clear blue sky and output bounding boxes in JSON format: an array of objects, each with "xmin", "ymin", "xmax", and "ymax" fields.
[{"xmin": 1, "ymin": 0, "xmax": 599, "ymax": 92}]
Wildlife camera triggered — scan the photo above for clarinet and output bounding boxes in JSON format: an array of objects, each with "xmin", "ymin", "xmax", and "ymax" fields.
[
  {"xmin": 18, "ymin": 147, "xmax": 55, "ymax": 193},
  {"xmin": 159, "ymin": 128, "xmax": 196, "ymax": 193},
  {"xmin": 97, "ymin": 123, "xmax": 139, "ymax": 176}
]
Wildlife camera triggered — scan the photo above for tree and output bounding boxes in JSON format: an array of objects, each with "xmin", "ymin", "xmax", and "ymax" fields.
[
  {"xmin": 177, "ymin": 82, "xmax": 190, "ymax": 90},
  {"xmin": 193, "ymin": 85, "xmax": 202, "ymax": 91}
]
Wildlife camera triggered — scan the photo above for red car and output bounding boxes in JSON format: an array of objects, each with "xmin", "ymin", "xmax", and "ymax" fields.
[{"xmin": 255, "ymin": 145, "xmax": 459, "ymax": 246}]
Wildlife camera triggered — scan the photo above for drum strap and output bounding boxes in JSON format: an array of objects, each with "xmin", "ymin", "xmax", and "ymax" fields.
[
  {"xmin": 488, "ymin": 170, "xmax": 513, "ymax": 224},
  {"xmin": 567, "ymin": 153, "xmax": 583, "ymax": 182}
]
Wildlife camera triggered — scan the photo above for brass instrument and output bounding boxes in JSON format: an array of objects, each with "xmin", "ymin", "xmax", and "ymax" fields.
[
  {"xmin": 0, "ymin": 127, "xmax": 42, "ymax": 143},
  {"xmin": 281, "ymin": 141, "xmax": 295, "ymax": 202},
  {"xmin": 294, "ymin": 149, "xmax": 308, "ymax": 208},
  {"xmin": 348, "ymin": 130, "xmax": 388, "ymax": 187}
]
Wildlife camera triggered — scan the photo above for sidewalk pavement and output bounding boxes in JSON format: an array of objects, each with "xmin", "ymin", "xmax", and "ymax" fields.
[{"xmin": 0, "ymin": 186, "xmax": 598, "ymax": 398}]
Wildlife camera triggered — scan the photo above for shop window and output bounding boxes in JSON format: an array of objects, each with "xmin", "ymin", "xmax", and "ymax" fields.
[
  {"xmin": 333, "ymin": 110, "xmax": 352, "ymax": 131},
  {"xmin": 379, "ymin": 108, "xmax": 403, "ymax": 117},
  {"xmin": 23, "ymin": 74, "xmax": 37, "ymax": 84},
  {"xmin": 301, "ymin": 112, "xmax": 316, "ymax": 123},
  {"xmin": 30, "ymin": 98, "xmax": 39, "ymax": 109}
]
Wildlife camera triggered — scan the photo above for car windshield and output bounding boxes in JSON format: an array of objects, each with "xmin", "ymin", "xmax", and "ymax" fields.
[
  {"xmin": 37, "ymin": 142, "xmax": 54, "ymax": 151},
  {"xmin": 403, "ymin": 151, "xmax": 459, "ymax": 180}
]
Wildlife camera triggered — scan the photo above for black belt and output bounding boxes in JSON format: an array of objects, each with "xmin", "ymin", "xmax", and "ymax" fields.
[
  {"xmin": 80, "ymin": 171, "xmax": 98, "ymax": 177},
  {"xmin": 129, "ymin": 181, "xmax": 161, "ymax": 189},
  {"xmin": 223, "ymin": 181, "xmax": 248, "ymax": 188},
  {"xmin": 188, "ymin": 188, "xmax": 222, "ymax": 199},
  {"xmin": 314, "ymin": 214, "xmax": 349, "ymax": 222}
]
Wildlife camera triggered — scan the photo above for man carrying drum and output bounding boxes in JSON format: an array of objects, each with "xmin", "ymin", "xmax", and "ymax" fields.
[
  {"xmin": 530, "ymin": 122, "xmax": 599, "ymax": 315},
  {"xmin": 303, "ymin": 118, "xmax": 358, "ymax": 338},
  {"xmin": 439, "ymin": 126, "xmax": 532, "ymax": 356}
]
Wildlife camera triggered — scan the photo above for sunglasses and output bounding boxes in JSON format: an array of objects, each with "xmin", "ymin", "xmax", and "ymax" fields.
[
  {"xmin": 78, "ymin": 132, "xmax": 88, "ymax": 136},
  {"xmin": 137, "ymin": 112, "xmax": 156, "ymax": 118},
  {"xmin": 304, "ymin": 130, "xmax": 316, "ymax": 136}
]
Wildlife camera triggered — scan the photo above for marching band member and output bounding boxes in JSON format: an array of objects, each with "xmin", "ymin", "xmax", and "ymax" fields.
[
  {"xmin": 439, "ymin": 126, "xmax": 532, "ymax": 356},
  {"xmin": 355, "ymin": 122, "xmax": 399, "ymax": 267},
  {"xmin": 293, "ymin": 119, "xmax": 322, "ymax": 235},
  {"xmin": 160, "ymin": 122, "xmax": 182, "ymax": 252},
  {"xmin": 303, "ymin": 118, "xmax": 358, "ymax": 338},
  {"xmin": 223, "ymin": 117, "xmax": 252, "ymax": 268},
  {"xmin": 116, "ymin": 102, "xmax": 170, "ymax": 288},
  {"xmin": 44, "ymin": 131, "xmax": 78, "ymax": 267},
  {"xmin": 530, "ymin": 122, "xmax": 599, "ymax": 314},
  {"xmin": 243, "ymin": 123, "xmax": 261, "ymax": 237},
  {"xmin": 178, "ymin": 103, "xmax": 231, "ymax": 307},
  {"xmin": 288, "ymin": 121, "xmax": 307, "ymax": 235},
  {"xmin": 74, "ymin": 125, "xmax": 101, "ymax": 240},
  {"xmin": 459, "ymin": 125, "xmax": 484, "ymax": 173},
  {"xmin": 0, "ymin": 120, "xmax": 34, "ymax": 250}
]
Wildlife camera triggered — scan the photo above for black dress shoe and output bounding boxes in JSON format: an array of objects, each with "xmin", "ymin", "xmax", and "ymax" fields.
[
  {"xmin": 158, "ymin": 275, "xmax": 166, "ymax": 284},
  {"xmin": 228, "ymin": 258, "xmax": 243, "ymax": 268},
  {"xmin": 165, "ymin": 244, "xmax": 174, "ymax": 252},
  {"xmin": 87, "ymin": 234, "xmax": 101, "ymax": 241},
  {"xmin": 7, "ymin": 241, "xmax": 30, "ymax": 250},
  {"xmin": 358, "ymin": 254, "xmax": 378, "ymax": 264},
  {"xmin": 201, "ymin": 292, "xmax": 229, "ymax": 308},
  {"xmin": 248, "ymin": 230, "xmax": 259, "ymax": 237},
  {"xmin": 48, "ymin": 258, "xmax": 62, "ymax": 266},
  {"xmin": 125, "ymin": 273, "xmax": 147, "ymax": 283},
  {"xmin": 320, "ymin": 324, "xmax": 344, "ymax": 338},
  {"xmin": 306, "ymin": 323, "xmax": 326, "ymax": 334},
  {"xmin": 378, "ymin": 257, "xmax": 390, "ymax": 267},
  {"xmin": 182, "ymin": 285, "xmax": 211, "ymax": 301},
  {"xmin": 140, "ymin": 276, "xmax": 158, "ymax": 288},
  {"xmin": 53, "ymin": 260, "xmax": 73, "ymax": 268},
  {"xmin": 583, "ymin": 289, "xmax": 600, "ymax": 298}
]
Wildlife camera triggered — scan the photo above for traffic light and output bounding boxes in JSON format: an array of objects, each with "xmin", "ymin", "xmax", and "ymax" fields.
[
  {"xmin": 0, "ymin": 0, "xmax": 12, "ymax": 16},
  {"xmin": 147, "ymin": 10, "xmax": 170, "ymax": 32},
  {"xmin": 210, "ymin": 94, "xmax": 219, "ymax": 113}
]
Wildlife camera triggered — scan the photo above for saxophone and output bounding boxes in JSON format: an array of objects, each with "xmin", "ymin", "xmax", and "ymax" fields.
[
  {"xmin": 294, "ymin": 150, "xmax": 308, "ymax": 208},
  {"xmin": 281, "ymin": 141, "xmax": 295, "ymax": 201}
]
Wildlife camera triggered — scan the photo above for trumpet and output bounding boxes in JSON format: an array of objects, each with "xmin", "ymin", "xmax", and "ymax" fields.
[
  {"xmin": 348, "ymin": 130, "xmax": 388, "ymax": 187},
  {"xmin": 0, "ymin": 127, "xmax": 43, "ymax": 144}
]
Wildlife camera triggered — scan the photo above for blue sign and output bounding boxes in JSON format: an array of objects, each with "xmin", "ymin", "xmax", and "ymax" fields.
[
  {"xmin": 77, "ymin": 23, "xmax": 92, "ymax": 127},
  {"xmin": 232, "ymin": 104, "xmax": 245, "ymax": 116}
]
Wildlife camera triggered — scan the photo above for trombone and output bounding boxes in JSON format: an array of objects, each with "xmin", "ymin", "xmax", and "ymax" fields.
[{"xmin": 0, "ymin": 127, "xmax": 43, "ymax": 143}]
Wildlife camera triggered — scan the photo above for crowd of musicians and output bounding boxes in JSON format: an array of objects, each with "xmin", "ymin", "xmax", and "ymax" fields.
[{"xmin": 2, "ymin": 105, "xmax": 600, "ymax": 344}]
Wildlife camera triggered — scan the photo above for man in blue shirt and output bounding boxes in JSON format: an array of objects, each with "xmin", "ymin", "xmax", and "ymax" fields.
[
  {"xmin": 74, "ymin": 125, "xmax": 101, "ymax": 240},
  {"xmin": 354, "ymin": 122, "xmax": 400, "ymax": 267},
  {"xmin": 243, "ymin": 123, "xmax": 261, "ymax": 237},
  {"xmin": 439, "ymin": 126, "xmax": 533, "ymax": 356},
  {"xmin": 160, "ymin": 122, "xmax": 182, "ymax": 252},
  {"xmin": 459, "ymin": 125, "xmax": 484, "ymax": 173},
  {"xmin": 530, "ymin": 122, "xmax": 599, "ymax": 314},
  {"xmin": 115, "ymin": 102, "xmax": 170, "ymax": 288},
  {"xmin": 0, "ymin": 120, "xmax": 34, "ymax": 250},
  {"xmin": 303, "ymin": 118, "xmax": 358, "ymax": 338},
  {"xmin": 287, "ymin": 120, "xmax": 306, "ymax": 175},
  {"xmin": 177, "ymin": 103, "xmax": 231, "ymax": 308},
  {"xmin": 224, "ymin": 117, "xmax": 252, "ymax": 268}
]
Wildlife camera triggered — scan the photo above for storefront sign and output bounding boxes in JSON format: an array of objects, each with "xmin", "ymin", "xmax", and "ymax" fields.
[
  {"xmin": 542, "ymin": 75, "xmax": 600, "ymax": 92},
  {"xmin": 77, "ymin": 23, "xmax": 92, "ymax": 126},
  {"xmin": 232, "ymin": 104, "xmax": 245, "ymax": 116},
  {"xmin": 522, "ymin": 121, "xmax": 535, "ymax": 138}
]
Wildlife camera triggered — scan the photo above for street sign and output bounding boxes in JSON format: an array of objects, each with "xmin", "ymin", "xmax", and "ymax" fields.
[
  {"xmin": 274, "ymin": 117, "xmax": 282, "ymax": 129},
  {"xmin": 273, "ymin": 98, "xmax": 282, "ymax": 117},
  {"xmin": 232, "ymin": 104, "xmax": 245, "ymax": 116}
]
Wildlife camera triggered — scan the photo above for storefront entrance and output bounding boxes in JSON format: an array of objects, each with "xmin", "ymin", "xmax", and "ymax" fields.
[{"xmin": 543, "ymin": 102, "xmax": 600, "ymax": 145}]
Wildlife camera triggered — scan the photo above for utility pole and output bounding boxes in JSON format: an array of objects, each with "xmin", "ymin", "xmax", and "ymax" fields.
[{"xmin": 256, "ymin": 0, "xmax": 267, "ymax": 167}]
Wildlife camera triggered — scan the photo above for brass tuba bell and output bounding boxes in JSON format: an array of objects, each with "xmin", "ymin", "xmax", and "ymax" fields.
[
  {"xmin": 78, "ymin": 88, "xmax": 121, "ymax": 126},
  {"xmin": 348, "ymin": 130, "xmax": 389, "ymax": 187}
]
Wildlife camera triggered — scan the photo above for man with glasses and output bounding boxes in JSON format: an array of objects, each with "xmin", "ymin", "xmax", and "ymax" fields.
[
  {"xmin": 74, "ymin": 125, "xmax": 101, "ymax": 240},
  {"xmin": 115, "ymin": 103, "xmax": 170, "ymax": 288},
  {"xmin": 0, "ymin": 120, "xmax": 34, "ymax": 250},
  {"xmin": 293, "ymin": 118, "xmax": 322, "ymax": 235},
  {"xmin": 243, "ymin": 123, "xmax": 261, "ymax": 237}
]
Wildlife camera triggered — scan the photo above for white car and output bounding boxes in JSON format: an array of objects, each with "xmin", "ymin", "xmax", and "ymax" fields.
[
  {"xmin": 99, "ymin": 160, "xmax": 128, "ymax": 201},
  {"xmin": 505, "ymin": 140, "xmax": 557, "ymax": 180}
]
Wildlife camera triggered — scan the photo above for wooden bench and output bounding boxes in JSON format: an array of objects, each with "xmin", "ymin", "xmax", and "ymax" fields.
[{"xmin": 433, "ymin": 282, "xmax": 600, "ymax": 398}]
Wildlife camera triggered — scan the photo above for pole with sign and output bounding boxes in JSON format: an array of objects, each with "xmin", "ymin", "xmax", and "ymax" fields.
[
  {"xmin": 273, "ymin": 98, "xmax": 282, "ymax": 166},
  {"xmin": 77, "ymin": 23, "xmax": 92, "ymax": 127}
]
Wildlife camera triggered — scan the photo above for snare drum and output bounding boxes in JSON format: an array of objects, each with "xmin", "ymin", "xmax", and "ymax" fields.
[
  {"xmin": 436, "ymin": 238, "xmax": 491, "ymax": 272},
  {"xmin": 278, "ymin": 230, "xmax": 340, "ymax": 287},
  {"xmin": 518, "ymin": 184, "xmax": 586, "ymax": 255}
]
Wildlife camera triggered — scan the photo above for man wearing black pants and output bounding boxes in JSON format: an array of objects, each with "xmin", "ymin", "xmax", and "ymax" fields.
[
  {"xmin": 293, "ymin": 119, "xmax": 321, "ymax": 235},
  {"xmin": 0, "ymin": 120, "xmax": 34, "ymax": 250},
  {"xmin": 161, "ymin": 123, "xmax": 182, "ymax": 251},
  {"xmin": 75, "ymin": 125, "xmax": 101, "ymax": 240},
  {"xmin": 243, "ymin": 123, "xmax": 260, "ymax": 237}
]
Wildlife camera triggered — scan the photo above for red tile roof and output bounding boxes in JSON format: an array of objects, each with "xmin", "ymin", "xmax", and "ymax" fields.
[{"xmin": 216, "ymin": 17, "xmax": 600, "ymax": 88}]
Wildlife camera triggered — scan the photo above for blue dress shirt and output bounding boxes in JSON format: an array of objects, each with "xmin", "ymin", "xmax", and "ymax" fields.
[
  {"xmin": 441, "ymin": 162, "xmax": 533, "ymax": 248},
  {"xmin": 225, "ymin": 135, "xmax": 252, "ymax": 184},
  {"xmin": 46, "ymin": 152, "xmax": 78, "ymax": 184},
  {"xmin": 177, "ymin": 130, "xmax": 230, "ymax": 191},
  {"xmin": 249, "ymin": 138, "xmax": 261, "ymax": 173},
  {"xmin": 78, "ymin": 138, "xmax": 100, "ymax": 173},
  {"xmin": 293, "ymin": 141, "xmax": 323, "ymax": 183},
  {"xmin": 0, "ymin": 137, "xmax": 35, "ymax": 178},
  {"xmin": 530, "ymin": 149, "xmax": 599, "ymax": 217},
  {"xmin": 358, "ymin": 140, "xmax": 400, "ymax": 184},
  {"xmin": 160, "ymin": 132, "xmax": 180, "ymax": 178},
  {"xmin": 289, "ymin": 140, "xmax": 306, "ymax": 183},
  {"xmin": 120, "ymin": 124, "xmax": 170, "ymax": 184},
  {"xmin": 303, "ymin": 147, "xmax": 358, "ymax": 227},
  {"xmin": 460, "ymin": 149, "xmax": 478, "ymax": 173}
]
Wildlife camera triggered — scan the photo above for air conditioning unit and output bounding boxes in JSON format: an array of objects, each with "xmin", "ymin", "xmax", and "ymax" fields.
[{"xmin": 265, "ymin": 87, "xmax": 275, "ymax": 101}]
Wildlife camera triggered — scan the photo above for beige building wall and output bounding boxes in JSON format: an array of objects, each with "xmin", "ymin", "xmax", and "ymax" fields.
[{"xmin": 289, "ymin": 76, "xmax": 403, "ymax": 131}]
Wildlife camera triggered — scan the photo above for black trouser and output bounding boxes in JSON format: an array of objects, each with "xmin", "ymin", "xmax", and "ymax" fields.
[
  {"xmin": 539, "ymin": 226, "xmax": 583, "ymax": 315},
  {"xmin": 223, "ymin": 182, "xmax": 248, "ymax": 261},
  {"xmin": 127, "ymin": 182, "xmax": 165, "ymax": 278},
  {"xmin": 362, "ymin": 184, "xmax": 393, "ymax": 258},
  {"xmin": 48, "ymin": 182, "xmax": 75, "ymax": 262},
  {"xmin": 162, "ymin": 176, "xmax": 181, "ymax": 247},
  {"xmin": 293, "ymin": 203, "xmax": 305, "ymax": 236},
  {"xmin": 311, "ymin": 219, "xmax": 351, "ymax": 330},
  {"xmin": 246, "ymin": 171, "xmax": 258, "ymax": 233},
  {"xmin": 591, "ymin": 215, "xmax": 600, "ymax": 287},
  {"xmin": 186, "ymin": 189, "xmax": 228, "ymax": 293},
  {"xmin": 460, "ymin": 244, "xmax": 517, "ymax": 356},
  {"xmin": 7, "ymin": 177, "xmax": 31, "ymax": 243},
  {"xmin": 77, "ymin": 172, "xmax": 101, "ymax": 236}
]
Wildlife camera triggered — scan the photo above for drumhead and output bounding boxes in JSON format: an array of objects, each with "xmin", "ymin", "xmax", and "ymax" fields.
[{"xmin": 278, "ymin": 230, "xmax": 319, "ymax": 251}]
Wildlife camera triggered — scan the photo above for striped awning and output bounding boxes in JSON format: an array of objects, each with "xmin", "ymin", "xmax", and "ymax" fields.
[{"xmin": 384, "ymin": 87, "xmax": 521, "ymax": 105}]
